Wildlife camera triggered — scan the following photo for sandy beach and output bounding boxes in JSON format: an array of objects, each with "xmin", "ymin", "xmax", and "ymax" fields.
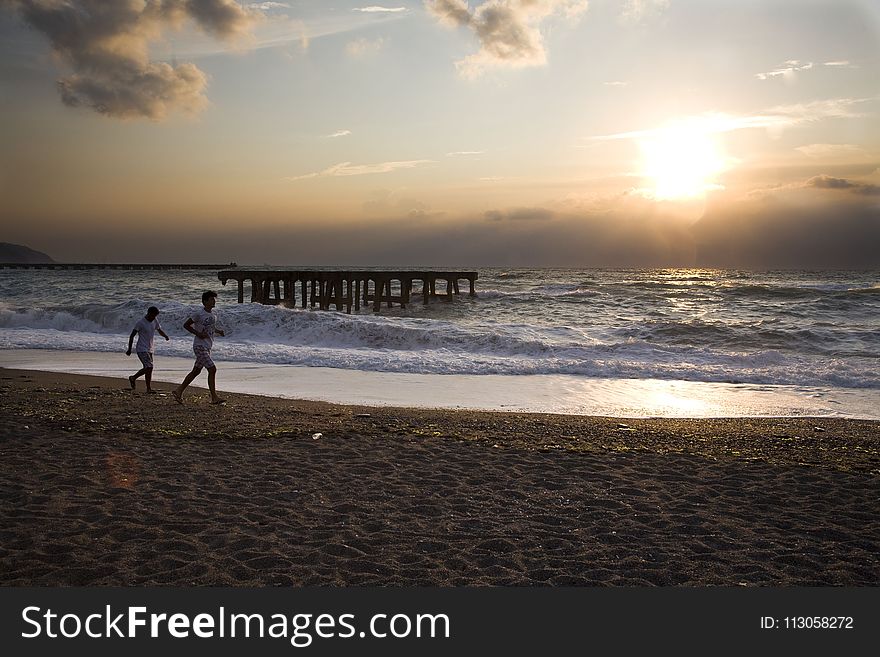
[{"xmin": 1, "ymin": 367, "xmax": 878, "ymax": 586}]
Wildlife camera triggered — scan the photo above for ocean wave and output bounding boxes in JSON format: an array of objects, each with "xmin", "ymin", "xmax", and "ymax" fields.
[
  {"xmin": 2, "ymin": 328, "xmax": 878, "ymax": 389},
  {"xmin": 719, "ymin": 284, "xmax": 825, "ymax": 300},
  {"xmin": 2, "ymin": 299, "xmax": 875, "ymax": 359},
  {"xmin": 612, "ymin": 318, "xmax": 861, "ymax": 353},
  {"xmin": 839, "ymin": 285, "xmax": 880, "ymax": 295},
  {"xmin": 2, "ymin": 268, "xmax": 877, "ymax": 390},
  {"xmin": 0, "ymin": 301, "xmax": 567, "ymax": 356}
]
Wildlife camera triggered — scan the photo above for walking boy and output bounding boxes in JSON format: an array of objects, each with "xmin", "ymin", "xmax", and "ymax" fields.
[
  {"xmin": 126, "ymin": 306, "xmax": 169, "ymax": 393},
  {"xmin": 173, "ymin": 290, "xmax": 226, "ymax": 404}
]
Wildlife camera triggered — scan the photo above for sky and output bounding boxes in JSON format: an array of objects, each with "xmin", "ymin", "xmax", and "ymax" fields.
[{"xmin": 1, "ymin": 0, "xmax": 879, "ymax": 267}]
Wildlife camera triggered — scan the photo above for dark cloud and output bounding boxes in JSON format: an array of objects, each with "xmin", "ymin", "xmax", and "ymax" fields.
[
  {"xmin": 808, "ymin": 175, "xmax": 858, "ymax": 189},
  {"xmin": 1, "ymin": 0, "xmax": 253, "ymax": 119},
  {"xmin": 179, "ymin": 0, "xmax": 252, "ymax": 39},
  {"xmin": 806, "ymin": 174, "xmax": 880, "ymax": 196},
  {"xmin": 58, "ymin": 61, "xmax": 208, "ymax": 119},
  {"xmin": 692, "ymin": 194, "xmax": 880, "ymax": 269},
  {"xmin": 484, "ymin": 207, "xmax": 555, "ymax": 222}
]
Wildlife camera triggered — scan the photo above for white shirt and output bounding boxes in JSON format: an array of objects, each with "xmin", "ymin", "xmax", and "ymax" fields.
[
  {"xmin": 134, "ymin": 317, "xmax": 162, "ymax": 353},
  {"xmin": 191, "ymin": 307, "xmax": 218, "ymax": 349}
]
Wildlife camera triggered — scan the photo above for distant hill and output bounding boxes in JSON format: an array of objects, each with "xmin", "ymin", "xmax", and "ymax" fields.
[{"xmin": 0, "ymin": 242, "xmax": 55, "ymax": 264}]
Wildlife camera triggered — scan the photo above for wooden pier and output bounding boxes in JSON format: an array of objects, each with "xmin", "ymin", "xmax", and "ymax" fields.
[{"xmin": 218, "ymin": 270, "xmax": 478, "ymax": 313}]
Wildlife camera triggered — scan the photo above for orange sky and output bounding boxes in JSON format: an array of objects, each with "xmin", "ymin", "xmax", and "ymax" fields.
[{"xmin": 1, "ymin": 0, "xmax": 878, "ymax": 266}]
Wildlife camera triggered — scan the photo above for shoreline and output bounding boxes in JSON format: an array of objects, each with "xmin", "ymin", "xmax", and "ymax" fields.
[
  {"xmin": 1, "ymin": 368, "xmax": 878, "ymax": 586},
  {"xmin": 2, "ymin": 348, "xmax": 878, "ymax": 419}
]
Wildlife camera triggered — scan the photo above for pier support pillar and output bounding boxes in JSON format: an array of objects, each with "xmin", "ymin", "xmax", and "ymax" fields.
[
  {"xmin": 400, "ymin": 279, "xmax": 409, "ymax": 309},
  {"xmin": 372, "ymin": 279, "xmax": 382, "ymax": 312}
]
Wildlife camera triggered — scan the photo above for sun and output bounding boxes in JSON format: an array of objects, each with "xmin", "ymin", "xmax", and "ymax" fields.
[{"xmin": 639, "ymin": 119, "xmax": 728, "ymax": 200}]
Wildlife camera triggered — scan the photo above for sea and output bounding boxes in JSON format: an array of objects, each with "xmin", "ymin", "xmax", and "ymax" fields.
[{"xmin": 1, "ymin": 267, "xmax": 878, "ymax": 418}]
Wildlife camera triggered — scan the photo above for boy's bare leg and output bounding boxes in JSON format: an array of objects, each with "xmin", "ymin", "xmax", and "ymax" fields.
[
  {"xmin": 144, "ymin": 368, "xmax": 154, "ymax": 393},
  {"xmin": 207, "ymin": 366, "xmax": 224, "ymax": 403},
  {"xmin": 173, "ymin": 366, "xmax": 202, "ymax": 403},
  {"xmin": 129, "ymin": 366, "xmax": 149, "ymax": 389},
  {"xmin": 207, "ymin": 366, "xmax": 225, "ymax": 404}
]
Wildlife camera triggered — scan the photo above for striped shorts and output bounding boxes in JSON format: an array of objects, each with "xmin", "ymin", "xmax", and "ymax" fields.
[{"xmin": 193, "ymin": 346, "xmax": 215, "ymax": 369}]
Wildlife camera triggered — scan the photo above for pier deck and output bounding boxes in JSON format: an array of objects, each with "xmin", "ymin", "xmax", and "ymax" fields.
[{"xmin": 218, "ymin": 270, "xmax": 478, "ymax": 313}]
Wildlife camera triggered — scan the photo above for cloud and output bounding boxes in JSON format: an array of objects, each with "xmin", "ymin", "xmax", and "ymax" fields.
[
  {"xmin": 795, "ymin": 143, "xmax": 863, "ymax": 159},
  {"xmin": 604, "ymin": 80, "xmax": 628, "ymax": 87},
  {"xmin": 446, "ymin": 150, "xmax": 485, "ymax": 156},
  {"xmin": 750, "ymin": 170, "xmax": 880, "ymax": 199},
  {"xmin": 346, "ymin": 36, "xmax": 385, "ymax": 57},
  {"xmin": 362, "ymin": 190, "xmax": 435, "ymax": 218},
  {"xmin": 425, "ymin": 0, "xmax": 589, "ymax": 78},
  {"xmin": 756, "ymin": 59, "xmax": 859, "ymax": 80},
  {"xmin": 803, "ymin": 175, "xmax": 880, "ymax": 196},
  {"xmin": 762, "ymin": 97, "xmax": 870, "ymax": 124},
  {"xmin": 426, "ymin": 0, "xmax": 473, "ymax": 26},
  {"xmin": 353, "ymin": 6, "xmax": 408, "ymax": 12},
  {"xmin": 1, "ymin": 0, "xmax": 255, "ymax": 120},
  {"xmin": 285, "ymin": 159, "xmax": 434, "ymax": 180},
  {"xmin": 57, "ymin": 61, "xmax": 210, "ymax": 119},
  {"xmin": 692, "ymin": 190, "xmax": 880, "ymax": 268},
  {"xmin": 755, "ymin": 59, "xmax": 813, "ymax": 81},
  {"xmin": 248, "ymin": 2, "xmax": 290, "ymax": 11},
  {"xmin": 326, "ymin": 130, "xmax": 352, "ymax": 138},
  {"xmin": 484, "ymin": 207, "xmax": 556, "ymax": 221}
]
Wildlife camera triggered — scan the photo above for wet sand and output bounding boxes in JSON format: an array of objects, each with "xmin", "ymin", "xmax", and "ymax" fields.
[{"xmin": 1, "ymin": 367, "xmax": 878, "ymax": 586}]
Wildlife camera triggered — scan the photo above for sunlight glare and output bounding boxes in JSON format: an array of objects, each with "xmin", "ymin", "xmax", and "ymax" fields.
[{"xmin": 639, "ymin": 119, "xmax": 728, "ymax": 200}]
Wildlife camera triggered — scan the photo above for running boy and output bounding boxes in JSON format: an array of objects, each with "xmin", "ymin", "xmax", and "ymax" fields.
[
  {"xmin": 173, "ymin": 290, "xmax": 226, "ymax": 404},
  {"xmin": 126, "ymin": 306, "xmax": 169, "ymax": 393}
]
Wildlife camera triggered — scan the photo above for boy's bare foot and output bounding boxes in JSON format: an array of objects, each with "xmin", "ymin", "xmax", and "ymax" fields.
[
  {"xmin": 128, "ymin": 376, "xmax": 136, "ymax": 390},
  {"xmin": 146, "ymin": 389, "xmax": 157, "ymax": 394},
  {"xmin": 211, "ymin": 398, "xmax": 227, "ymax": 405},
  {"xmin": 172, "ymin": 390, "xmax": 183, "ymax": 404}
]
